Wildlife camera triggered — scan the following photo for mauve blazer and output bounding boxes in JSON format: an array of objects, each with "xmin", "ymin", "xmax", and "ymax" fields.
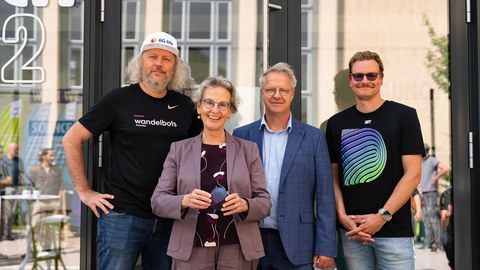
[{"xmin": 151, "ymin": 132, "xmax": 271, "ymax": 261}]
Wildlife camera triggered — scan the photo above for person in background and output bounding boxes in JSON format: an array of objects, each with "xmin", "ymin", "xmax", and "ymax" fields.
[
  {"xmin": 325, "ymin": 51, "xmax": 425, "ymax": 270},
  {"xmin": 30, "ymin": 148, "xmax": 64, "ymax": 197},
  {"xmin": 29, "ymin": 148, "xmax": 64, "ymax": 249},
  {"xmin": 421, "ymin": 143, "xmax": 449, "ymax": 252},
  {"xmin": 0, "ymin": 145, "xmax": 12, "ymax": 189},
  {"xmin": 151, "ymin": 76, "xmax": 271, "ymax": 269},
  {"xmin": 440, "ymin": 186, "xmax": 453, "ymax": 269},
  {"xmin": 0, "ymin": 145, "xmax": 12, "ymax": 243},
  {"xmin": 1, "ymin": 142, "xmax": 24, "ymax": 241},
  {"xmin": 411, "ymin": 187, "xmax": 423, "ymax": 245},
  {"xmin": 62, "ymin": 31, "xmax": 203, "ymax": 269},
  {"xmin": 234, "ymin": 62, "xmax": 336, "ymax": 269},
  {"xmin": 412, "ymin": 188, "xmax": 422, "ymax": 224}
]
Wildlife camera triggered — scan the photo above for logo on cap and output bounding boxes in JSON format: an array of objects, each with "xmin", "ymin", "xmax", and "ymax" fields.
[
  {"xmin": 149, "ymin": 37, "xmax": 174, "ymax": 47},
  {"xmin": 141, "ymin": 32, "xmax": 179, "ymax": 57}
]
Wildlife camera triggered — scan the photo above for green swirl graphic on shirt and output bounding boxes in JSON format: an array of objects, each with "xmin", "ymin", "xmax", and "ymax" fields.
[{"xmin": 341, "ymin": 128, "xmax": 387, "ymax": 186}]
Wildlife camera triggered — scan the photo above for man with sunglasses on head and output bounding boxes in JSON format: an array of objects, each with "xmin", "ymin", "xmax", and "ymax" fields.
[
  {"xmin": 234, "ymin": 62, "xmax": 336, "ymax": 269},
  {"xmin": 325, "ymin": 51, "xmax": 425, "ymax": 270},
  {"xmin": 62, "ymin": 32, "xmax": 202, "ymax": 269}
]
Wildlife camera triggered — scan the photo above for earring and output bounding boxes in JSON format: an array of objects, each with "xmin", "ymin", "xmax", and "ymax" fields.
[
  {"xmin": 197, "ymin": 115, "xmax": 201, "ymax": 119},
  {"xmin": 227, "ymin": 117, "xmax": 230, "ymax": 122}
]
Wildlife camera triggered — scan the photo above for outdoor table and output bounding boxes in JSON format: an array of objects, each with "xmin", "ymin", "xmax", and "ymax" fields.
[{"xmin": 0, "ymin": 194, "xmax": 59, "ymax": 270}]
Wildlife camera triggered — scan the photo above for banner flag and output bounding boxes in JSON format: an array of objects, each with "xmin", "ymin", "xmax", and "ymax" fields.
[
  {"xmin": 22, "ymin": 102, "xmax": 52, "ymax": 185},
  {"xmin": 52, "ymin": 101, "xmax": 80, "ymax": 228},
  {"xmin": 0, "ymin": 100, "xmax": 22, "ymax": 151}
]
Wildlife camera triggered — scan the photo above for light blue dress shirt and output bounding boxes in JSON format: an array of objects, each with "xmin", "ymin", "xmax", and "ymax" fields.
[{"xmin": 259, "ymin": 114, "xmax": 292, "ymax": 230}]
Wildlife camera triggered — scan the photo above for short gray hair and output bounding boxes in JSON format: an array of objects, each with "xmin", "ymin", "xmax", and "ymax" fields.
[
  {"xmin": 196, "ymin": 76, "xmax": 239, "ymax": 113},
  {"xmin": 259, "ymin": 62, "xmax": 297, "ymax": 90}
]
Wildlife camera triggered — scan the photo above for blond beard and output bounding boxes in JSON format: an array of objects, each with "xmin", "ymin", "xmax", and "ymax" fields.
[{"xmin": 142, "ymin": 72, "xmax": 173, "ymax": 92}]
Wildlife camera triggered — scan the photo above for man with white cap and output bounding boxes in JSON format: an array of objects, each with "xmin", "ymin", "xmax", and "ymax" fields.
[{"xmin": 63, "ymin": 32, "xmax": 203, "ymax": 269}]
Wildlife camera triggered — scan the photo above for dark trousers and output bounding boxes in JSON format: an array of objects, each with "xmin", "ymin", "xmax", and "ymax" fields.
[{"xmin": 258, "ymin": 228, "xmax": 312, "ymax": 270}]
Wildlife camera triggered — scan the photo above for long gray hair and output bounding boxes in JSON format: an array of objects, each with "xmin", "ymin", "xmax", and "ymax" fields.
[{"xmin": 126, "ymin": 53, "xmax": 194, "ymax": 90}]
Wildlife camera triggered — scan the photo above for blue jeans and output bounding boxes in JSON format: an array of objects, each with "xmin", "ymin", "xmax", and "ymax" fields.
[
  {"xmin": 339, "ymin": 229, "xmax": 414, "ymax": 270},
  {"xmin": 422, "ymin": 191, "xmax": 441, "ymax": 248},
  {"xmin": 97, "ymin": 211, "xmax": 173, "ymax": 270}
]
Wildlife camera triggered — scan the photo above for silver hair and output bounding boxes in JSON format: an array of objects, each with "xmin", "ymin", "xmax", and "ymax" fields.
[
  {"xmin": 126, "ymin": 53, "xmax": 194, "ymax": 90},
  {"xmin": 196, "ymin": 76, "xmax": 239, "ymax": 113},
  {"xmin": 259, "ymin": 62, "xmax": 297, "ymax": 90}
]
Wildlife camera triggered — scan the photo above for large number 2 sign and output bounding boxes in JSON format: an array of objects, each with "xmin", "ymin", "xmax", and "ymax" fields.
[
  {"xmin": 1, "ymin": 13, "xmax": 46, "ymax": 84},
  {"xmin": 1, "ymin": 0, "xmax": 76, "ymax": 84}
]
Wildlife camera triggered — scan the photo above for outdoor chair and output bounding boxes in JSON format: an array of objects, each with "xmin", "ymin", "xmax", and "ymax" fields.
[{"xmin": 30, "ymin": 214, "xmax": 69, "ymax": 270}]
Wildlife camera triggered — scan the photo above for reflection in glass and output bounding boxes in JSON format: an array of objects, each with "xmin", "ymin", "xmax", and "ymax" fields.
[
  {"xmin": 189, "ymin": 2, "xmax": 211, "ymax": 40},
  {"xmin": 69, "ymin": 47, "xmax": 82, "ymax": 87},
  {"xmin": 218, "ymin": 3, "xmax": 229, "ymax": 40},
  {"xmin": 125, "ymin": 2, "xmax": 138, "ymax": 40},
  {"xmin": 0, "ymin": 2, "xmax": 83, "ymax": 268},
  {"xmin": 189, "ymin": 47, "xmax": 211, "ymax": 83},
  {"xmin": 169, "ymin": 2, "xmax": 182, "ymax": 39},
  {"xmin": 217, "ymin": 47, "xmax": 228, "ymax": 77}
]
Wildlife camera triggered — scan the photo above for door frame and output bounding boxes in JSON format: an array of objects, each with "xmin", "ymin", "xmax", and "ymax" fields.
[
  {"xmin": 450, "ymin": 0, "xmax": 479, "ymax": 269},
  {"xmin": 82, "ymin": 0, "xmax": 122, "ymax": 268},
  {"xmin": 80, "ymin": 1, "xmax": 301, "ymax": 268},
  {"xmin": 81, "ymin": 1, "xmax": 480, "ymax": 270}
]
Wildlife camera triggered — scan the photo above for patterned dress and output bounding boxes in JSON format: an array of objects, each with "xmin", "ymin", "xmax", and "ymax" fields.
[{"xmin": 194, "ymin": 143, "xmax": 239, "ymax": 247}]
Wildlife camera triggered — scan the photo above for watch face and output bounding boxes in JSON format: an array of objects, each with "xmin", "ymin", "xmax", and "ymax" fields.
[{"xmin": 379, "ymin": 208, "xmax": 392, "ymax": 221}]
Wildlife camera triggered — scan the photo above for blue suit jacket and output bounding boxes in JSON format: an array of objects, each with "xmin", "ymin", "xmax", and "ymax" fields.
[{"xmin": 233, "ymin": 117, "xmax": 336, "ymax": 264}]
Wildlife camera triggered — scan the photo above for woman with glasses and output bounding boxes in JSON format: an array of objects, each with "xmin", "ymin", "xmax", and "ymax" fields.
[{"xmin": 151, "ymin": 76, "xmax": 271, "ymax": 269}]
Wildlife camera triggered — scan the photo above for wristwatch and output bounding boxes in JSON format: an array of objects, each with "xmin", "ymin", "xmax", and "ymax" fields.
[{"xmin": 378, "ymin": 208, "xmax": 392, "ymax": 221}]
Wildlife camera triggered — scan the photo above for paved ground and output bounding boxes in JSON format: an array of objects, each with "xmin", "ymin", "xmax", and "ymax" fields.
[
  {"xmin": 0, "ymin": 229, "xmax": 80, "ymax": 270},
  {"xmin": 415, "ymin": 245, "xmax": 452, "ymax": 270},
  {"xmin": 0, "ymin": 233, "xmax": 451, "ymax": 270}
]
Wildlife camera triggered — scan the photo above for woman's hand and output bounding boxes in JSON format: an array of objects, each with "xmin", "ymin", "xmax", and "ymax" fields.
[
  {"xmin": 181, "ymin": 189, "xmax": 211, "ymax": 209},
  {"xmin": 221, "ymin": 193, "xmax": 248, "ymax": 216}
]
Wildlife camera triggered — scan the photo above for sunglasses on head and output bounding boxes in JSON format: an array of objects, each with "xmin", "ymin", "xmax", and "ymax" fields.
[{"xmin": 350, "ymin": 72, "xmax": 380, "ymax": 82}]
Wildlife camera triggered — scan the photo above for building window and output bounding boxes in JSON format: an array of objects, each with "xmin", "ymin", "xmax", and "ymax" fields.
[
  {"xmin": 166, "ymin": 0, "xmax": 233, "ymax": 83},
  {"xmin": 301, "ymin": 0, "xmax": 316, "ymax": 124}
]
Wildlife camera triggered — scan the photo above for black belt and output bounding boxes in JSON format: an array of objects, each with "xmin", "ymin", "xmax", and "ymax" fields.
[{"xmin": 423, "ymin": 190, "xmax": 437, "ymax": 194}]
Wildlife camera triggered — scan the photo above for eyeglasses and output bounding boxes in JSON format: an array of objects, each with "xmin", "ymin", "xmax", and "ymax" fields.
[
  {"xmin": 350, "ymin": 72, "xmax": 380, "ymax": 82},
  {"xmin": 262, "ymin": 88, "xmax": 292, "ymax": 97},
  {"xmin": 202, "ymin": 98, "xmax": 231, "ymax": 111}
]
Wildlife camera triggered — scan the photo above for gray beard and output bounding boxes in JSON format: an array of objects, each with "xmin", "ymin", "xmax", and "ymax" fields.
[{"xmin": 143, "ymin": 72, "xmax": 173, "ymax": 91}]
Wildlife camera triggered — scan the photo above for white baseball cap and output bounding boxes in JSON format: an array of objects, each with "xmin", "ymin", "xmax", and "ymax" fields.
[{"xmin": 140, "ymin": 32, "xmax": 179, "ymax": 57}]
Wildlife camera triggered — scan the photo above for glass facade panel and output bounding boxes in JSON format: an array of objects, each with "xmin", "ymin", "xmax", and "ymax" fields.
[
  {"xmin": 188, "ymin": 2, "xmax": 212, "ymax": 40},
  {"xmin": 125, "ymin": 2, "xmax": 138, "ymax": 40},
  {"xmin": 121, "ymin": 0, "xmax": 264, "ymax": 132},
  {"xmin": 300, "ymin": 0, "xmax": 450, "ymax": 166},
  {"xmin": 217, "ymin": 47, "xmax": 228, "ymax": 77},
  {"xmin": 300, "ymin": 2, "xmax": 451, "ymax": 266},
  {"xmin": 0, "ymin": 1, "xmax": 83, "ymax": 268},
  {"xmin": 189, "ymin": 47, "xmax": 211, "ymax": 82},
  {"xmin": 218, "ymin": 2, "xmax": 229, "ymax": 40},
  {"xmin": 0, "ymin": 0, "xmax": 453, "ymax": 268}
]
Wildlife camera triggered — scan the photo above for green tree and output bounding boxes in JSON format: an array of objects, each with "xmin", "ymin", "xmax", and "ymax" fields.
[{"xmin": 423, "ymin": 14, "xmax": 450, "ymax": 94}]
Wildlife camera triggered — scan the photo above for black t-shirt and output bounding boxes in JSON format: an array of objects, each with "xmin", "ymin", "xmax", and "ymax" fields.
[
  {"xmin": 326, "ymin": 100, "xmax": 425, "ymax": 237},
  {"xmin": 79, "ymin": 83, "xmax": 203, "ymax": 218},
  {"xmin": 440, "ymin": 187, "xmax": 451, "ymax": 211}
]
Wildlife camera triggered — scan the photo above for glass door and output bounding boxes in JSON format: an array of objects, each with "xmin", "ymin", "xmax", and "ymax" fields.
[
  {"xmin": 301, "ymin": 1, "xmax": 451, "ymax": 269},
  {"xmin": 0, "ymin": 0, "xmax": 83, "ymax": 268},
  {"xmin": 119, "ymin": 0, "xmax": 266, "ymax": 132}
]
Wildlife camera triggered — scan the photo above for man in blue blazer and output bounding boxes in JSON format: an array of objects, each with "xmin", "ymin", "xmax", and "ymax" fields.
[{"xmin": 233, "ymin": 62, "xmax": 336, "ymax": 269}]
